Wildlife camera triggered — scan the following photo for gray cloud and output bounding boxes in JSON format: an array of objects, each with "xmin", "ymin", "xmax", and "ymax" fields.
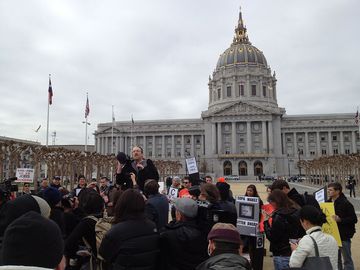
[{"xmin": 0, "ymin": 0, "xmax": 359, "ymax": 145}]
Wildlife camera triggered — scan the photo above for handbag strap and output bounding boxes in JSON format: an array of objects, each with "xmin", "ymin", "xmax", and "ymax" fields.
[{"xmin": 309, "ymin": 235, "xmax": 320, "ymax": 257}]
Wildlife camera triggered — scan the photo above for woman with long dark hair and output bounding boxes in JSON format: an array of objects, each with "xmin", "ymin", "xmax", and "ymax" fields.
[
  {"xmin": 264, "ymin": 190, "xmax": 301, "ymax": 270},
  {"xmin": 99, "ymin": 189, "xmax": 160, "ymax": 270},
  {"xmin": 289, "ymin": 205, "xmax": 338, "ymax": 269}
]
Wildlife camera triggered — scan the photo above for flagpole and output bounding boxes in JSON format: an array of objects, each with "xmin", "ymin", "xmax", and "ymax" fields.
[
  {"xmin": 131, "ymin": 114, "xmax": 134, "ymax": 149},
  {"xmin": 111, "ymin": 105, "xmax": 114, "ymax": 154},
  {"xmin": 358, "ymin": 106, "xmax": 360, "ymax": 139},
  {"xmin": 46, "ymin": 74, "xmax": 51, "ymax": 147}
]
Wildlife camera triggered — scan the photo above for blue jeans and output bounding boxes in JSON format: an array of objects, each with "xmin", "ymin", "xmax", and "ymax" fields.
[
  {"xmin": 340, "ymin": 240, "xmax": 354, "ymax": 270},
  {"xmin": 273, "ymin": 256, "xmax": 290, "ymax": 270}
]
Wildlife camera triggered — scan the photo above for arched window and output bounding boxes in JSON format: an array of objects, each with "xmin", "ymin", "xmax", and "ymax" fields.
[
  {"xmin": 223, "ymin": 160, "xmax": 232, "ymax": 176},
  {"xmin": 238, "ymin": 161, "xmax": 248, "ymax": 176},
  {"xmin": 254, "ymin": 160, "xmax": 263, "ymax": 176}
]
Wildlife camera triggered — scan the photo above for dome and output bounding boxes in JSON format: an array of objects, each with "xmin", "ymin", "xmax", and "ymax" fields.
[
  {"xmin": 216, "ymin": 9, "xmax": 267, "ymax": 69},
  {"xmin": 216, "ymin": 43, "xmax": 267, "ymax": 69}
]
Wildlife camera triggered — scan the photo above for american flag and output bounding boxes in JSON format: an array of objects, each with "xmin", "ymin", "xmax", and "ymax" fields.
[
  {"xmin": 85, "ymin": 95, "xmax": 90, "ymax": 118},
  {"xmin": 48, "ymin": 77, "xmax": 53, "ymax": 105},
  {"xmin": 355, "ymin": 109, "xmax": 359, "ymax": 125},
  {"xmin": 131, "ymin": 115, "xmax": 134, "ymax": 125}
]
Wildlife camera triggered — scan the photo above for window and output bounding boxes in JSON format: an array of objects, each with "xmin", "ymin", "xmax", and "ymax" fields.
[
  {"xmin": 345, "ymin": 149, "xmax": 350, "ymax": 154},
  {"xmin": 227, "ymin": 86, "xmax": 231, "ymax": 97},
  {"xmin": 321, "ymin": 136, "xmax": 325, "ymax": 141},
  {"xmin": 217, "ymin": 89, "xmax": 221, "ymax": 99},
  {"xmin": 286, "ymin": 137, "xmax": 292, "ymax": 142},
  {"xmin": 263, "ymin": 86, "xmax": 266, "ymax": 97},
  {"xmin": 240, "ymin": 85, "xmax": 245, "ymax": 96},
  {"xmin": 177, "ymin": 151, "xmax": 181, "ymax": 157},
  {"xmin": 344, "ymin": 135, "xmax": 349, "ymax": 141},
  {"xmin": 251, "ymin": 85, "xmax": 257, "ymax": 96},
  {"xmin": 333, "ymin": 149, "xmax": 338, "ymax": 154},
  {"xmin": 321, "ymin": 149, "xmax": 327, "ymax": 155},
  {"xmin": 298, "ymin": 137, "xmax": 303, "ymax": 142},
  {"xmin": 310, "ymin": 151, "xmax": 315, "ymax": 156},
  {"xmin": 148, "ymin": 151, "xmax": 152, "ymax": 156},
  {"xmin": 332, "ymin": 135, "xmax": 337, "ymax": 141},
  {"xmin": 298, "ymin": 149, "xmax": 304, "ymax": 155}
]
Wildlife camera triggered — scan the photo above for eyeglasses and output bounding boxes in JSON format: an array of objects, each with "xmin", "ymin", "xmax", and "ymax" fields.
[{"xmin": 183, "ymin": 181, "xmax": 190, "ymax": 184}]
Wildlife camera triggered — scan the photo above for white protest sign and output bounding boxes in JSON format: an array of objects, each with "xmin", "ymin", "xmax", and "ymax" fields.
[
  {"xmin": 15, "ymin": 168, "xmax": 35, "ymax": 183},
  {"xmin": 158, "ymin": 182, "xmax": 165, "ymax": 193},
  {"xmin": 235, "ymin": 196, "xmax": 260, "ymax": 236},
  {"xmin": 185, "ymin": 157, "xmax": 198, "ymax": 174},
  {"xmin": 168, "ymin": 187, "xmax": 179, "ymax": 201},
  {"xmin": 314, "ymin": 187, "xmax": 327, "ymax": 203}
]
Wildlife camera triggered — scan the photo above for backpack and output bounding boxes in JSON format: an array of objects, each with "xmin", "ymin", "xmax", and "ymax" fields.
[{"xmin": 302, "ymin": 192, "xmax": 321, "ymax": 210}]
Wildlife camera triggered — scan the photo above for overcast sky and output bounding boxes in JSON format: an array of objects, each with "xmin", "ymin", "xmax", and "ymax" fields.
[{"xmin": 0, "ymin": 0, "xmax": 359, "ymax": 146}]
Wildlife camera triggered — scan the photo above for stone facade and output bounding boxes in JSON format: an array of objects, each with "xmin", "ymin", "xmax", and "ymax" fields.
[{"xmin": 95, "ymin": 10, "xmax": 359, "ymax": 179}]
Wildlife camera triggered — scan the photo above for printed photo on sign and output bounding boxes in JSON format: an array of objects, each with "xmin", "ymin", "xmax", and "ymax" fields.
[{"xmin": 239, "ymin": 204, "xmax": 255, "ymax": 219}]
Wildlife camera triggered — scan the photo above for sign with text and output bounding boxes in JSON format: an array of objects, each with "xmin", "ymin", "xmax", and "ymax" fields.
[
  {"xmin": 236, "ymin": 196, "xmax": 260, "ymax": 236},
  {"xmin": 15, "ymin": 168, "xmax": 34, "ymax": 183},
  {"xmin": 185, "ymin": 157, "xmax": 198, "ymax": 174},
  {"xmin": 168, "ymin": 187, "xmax": 179, "ymax": 201},
  {"xmin": 158, "ymin": 182, "xmax": 165, "ymax": 193},
  {"xmin": 314, "ymin": 186, "xmax": 327, "ymax": 203},
  {"xmin": 320, "ymin": 202, "xmax": 342, "ymax": 247}
]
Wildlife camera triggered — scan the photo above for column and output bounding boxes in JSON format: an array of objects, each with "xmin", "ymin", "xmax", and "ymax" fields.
[
  {"xmin": 152, "ymin": 136, "xmax": 156, "ymax": 158},
  {"xmin": 202, "ymin": 135, "xmax": 205, "ymax": 155},
  {"xmin": 124, "ymin": 136, "xmax": 127, "ymax": 154},
  {"xmin": 143, "ymin": 136, "xmax": 147, "ymax": 157},
  {"xmin": 105, "ymin": 137, "xmax": 109, "ymax": 155},
  {"xmin": 161, "ymin": 135, "xmax": 165, "ymax": 158},
  {"xmin": 352, "ymin": 131, "xmax": 357, "ymax": 153},
  {"xmin": 212, "ymin": 124, "xmax": 217, "ymax": 154},
  {"xmin": 246, "ymin": 121, "xmax": 252, "ymax": 153},
  {"xmin": 293, "ymin": 132, "xmax": 297, "ymax": 157},
  {"xmin": 268, "ymin": 121, "xmax": 273, "ymax": 153},
  {"xmin": 339, "ymin": 131, "xmax": 344, "ymax": 154},
  {"xmin": 181, "ymin": 135, "xmax": 185, "ymax": 158},
  {"xmin": 95, "ymin": 138, "xmax": 100, "ymax": 153},
  {"xmin": 217, "ymin": 123, "xmax": 222, "ymax": 154},
  {"xmin": 171, "ymin": 135, "xmax": 175, "ymax": 158},
  {"xmin": 231, "ymin": 122, "xmax": 237, "ymax": 153},
  {"xmin": 262, "ymin": 121, "xmax": 267, "ymax": 153},
  {"xmin": 328, "ymin": 131, "xmax": 332, "ymax": 155},
  {"xmin": 281, "ymin": 133, "xmax": 286, "ymax": 155},
  {"xmin": 190, "ymin": 135, "xmax": 194, "ymax": 157},
  {"xmin": 115, "ymin": 137, "xmax": 119, "ymax": 153},
  {"xmin": 304, "ymin": 132, "xmax": 309, "ymax": 157},
  {"xmin": 120, "ymin": 137, "xmax": 124, "ymax": 152},
  {"xmin": 316, "ymin": 132, "xmax": 321, "ymax": 156}
]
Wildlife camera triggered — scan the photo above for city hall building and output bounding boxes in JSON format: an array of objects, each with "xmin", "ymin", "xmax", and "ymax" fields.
[{"xmin": 95, "ymin": 11, "xmax": 359, "ymax": 179}]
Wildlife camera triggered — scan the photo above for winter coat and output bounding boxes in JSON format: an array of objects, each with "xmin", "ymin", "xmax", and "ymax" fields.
[
  {"xmin": 131, "ymin": 159, "xmax": 159, "ymax": 191},
  {"xmin": 99, "ymin": 216, "xmax": 160, "ymax": 270},
  {"xmin": 145, "ymin": 193, "xmax": 169, "ymax": 230},
  {"xmin": 160, "ymin": 220, "xmax": 208, "ymax": 270},
  {"xmin": 264, "ymin": 207, "xmax": 300, "ymax": 256},
  {"xmin": 0, "ymin": 267, "xmax": 52, "ymax": 270},
  {"xmin": 196, "ymin": 252, "xmax": 251, "ymax": 270},
  {"xmin": 288, "ymin": 188, "xmax": 320, "ymax": 210},
  {"xmin": 289, "ymin": 226, "xmax": 338, "ymax": 270},
  {"xmin": 327, "ymin": 193, "xmax": 357, "ymax": 240},
  {"xmin": 115, "ymin": 159, "xmax": 137, "ymax": 190}
]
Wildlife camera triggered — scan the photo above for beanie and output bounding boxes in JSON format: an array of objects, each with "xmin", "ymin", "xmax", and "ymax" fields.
[
  {"xmin": 31, "ymin": 195, "xmax": 51, "ymax": 218},
  {"xmin": 42, "ymin": 187, "xmax": 62, "ymax": 208},
  {"xmin": 208, "ymin": 228, "xmax": 241, "ymax": 244},
  {"xmin": 1, "ymin": 211, "xmax": 64, "ymax": 268}
]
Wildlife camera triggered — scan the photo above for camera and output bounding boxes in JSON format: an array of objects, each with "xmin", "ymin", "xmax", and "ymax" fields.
[{"xmin": 0, "ymin": 177, "xmax": 18, "ymax": 202}]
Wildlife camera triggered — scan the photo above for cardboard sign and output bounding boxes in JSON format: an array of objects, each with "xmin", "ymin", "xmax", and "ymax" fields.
[
  {"xmin": 15, "ymin": 168, "xmax": 35, "ymax": 183},
  {"xmin": 168, "ymin": 187, "xmax": 179, "ymax": 201},
  {"xmin": 314, "ymin": 186, "xmax": 327, "ymax": 203},
  {"xmin": 320, "ymin": 202, "xmax": 342, "ymax": 247},
  {"xmin": 185, "ymin": 157, "xmax": 198, "ymax": 174},
  {"xmin": 236, "ymin": 196, "xmax": 260, "ymax": 236},
  {"xmin": 158, "ymin": 182, "xmax": 165, "ymax": 193}
]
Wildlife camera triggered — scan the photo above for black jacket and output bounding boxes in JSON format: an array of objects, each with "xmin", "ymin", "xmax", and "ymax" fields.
[
  {"xmin": 196, "ymin": 252, "xmax": 251, "ymax": 270},
  {"xmin": 99, "ymin": 217, "xmax": 160, "ymax": 270},
  {"xmin": 328, "ymin": 193, "xmax": 357, "ymax": 240},
  {"xmin": 264, "ymin": 207, "xmax": 300, "ymax": 256},
  {"xmin": 145, "ymin": 194, "xmax": 169, "ymax": 230},
  {"xmin": 288, "ymin": 188, "xmax": 320, "ymax": 210},
  {"xmin": 116, "ymin": 159, "xmax": 137, "ymax": 190},
  {"xmin": 132, "ymin": 159, "xmax": 159, "ymax": 191},
  {"xmin": 160, "ymin": 220, "xmax": 208, "ymax": 270}
]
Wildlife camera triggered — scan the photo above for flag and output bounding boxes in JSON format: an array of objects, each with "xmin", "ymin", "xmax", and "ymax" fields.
[
  {"xmin": 131, "ymin": 115, "xmax": 134, "ymax": 124},
  {"xmin": 112, "ymin": 106, "xmax": 115, "ymax": 122},
  {"xmin": 355, "ymin": 109, "xmax": 359, "ymax": 125},
  {"xmin": 85, "ymin": 95, "xmax": 90, "ymax": 118},
  {"xmin": 48, "ymin": 77, "xmax": 53, "ymax": 105}
]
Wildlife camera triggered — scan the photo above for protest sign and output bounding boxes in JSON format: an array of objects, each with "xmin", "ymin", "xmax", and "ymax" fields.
[
  {"xmin": 314, "ymin": 186, "xmax": 327, "ymax": 203},
  {"xmin": 185, "ymin": 157, "xmax": 198, "ymax": 174},
  {"xmin": 320, "ymin": 202, "xmax": 342, "ymax": 247},
  {"xmin": 236, "ymin": 196, "xmax": 260, "ymax": 236},
  {"xmin": 168, "ymin": 187, "xmax": 179, "ymax": 201},
  {"xmin": 158, "ymin": 182, "xmax": 165, "ymax": 193},
  {"xmin": 15, "ymin": 168, "xmax": 35, "ymax": 183}
]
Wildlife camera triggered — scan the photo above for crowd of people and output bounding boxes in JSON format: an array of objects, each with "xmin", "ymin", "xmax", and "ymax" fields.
[{"xmin": 0, "ymin": 146, "xmax": 358, "ymax": 270}]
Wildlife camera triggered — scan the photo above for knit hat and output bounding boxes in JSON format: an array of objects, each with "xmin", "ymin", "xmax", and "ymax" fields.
[
  {"xmin": 208, "ymin": 223, "xmax": 241, "ymax": 244},
  {"xmin": 116, "ymin": 152, "xmax": 128, "ymax": 164},
  {"xmin": 0, "ymin": 211, "xmax": 64, "ymax": 269},
  {"xmin": 217, "ymin": 177, "xmax": 226, "ymax": 183},
  {"xmin": 216, "ymin": 182, "xmax": 230, "ymax": 201},
  {"xmin": 173, "ymin": 197, "xmax": 198, "ymax": 218},
  {"xmin": 0, "ymin": 195, "xmax": 50, "ymax": 237},
  {"xmin": 42, "ymin": 187, "xmax": 62, "ymax": 208}
]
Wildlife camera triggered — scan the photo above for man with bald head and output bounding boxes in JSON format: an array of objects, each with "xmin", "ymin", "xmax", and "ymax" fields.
[{"xmin": 131, "ymin": 146, "xmax": 159, "ymax": 191}]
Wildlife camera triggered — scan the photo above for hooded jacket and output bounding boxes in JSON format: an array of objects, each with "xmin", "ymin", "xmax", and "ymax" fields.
[
  {"xmin": 0, "ymin": 266, "xmax": 53, "ymax": 270},
  {"xmin": 196, "ymin": 253, "xmax": 251, "ymax": 270}
]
